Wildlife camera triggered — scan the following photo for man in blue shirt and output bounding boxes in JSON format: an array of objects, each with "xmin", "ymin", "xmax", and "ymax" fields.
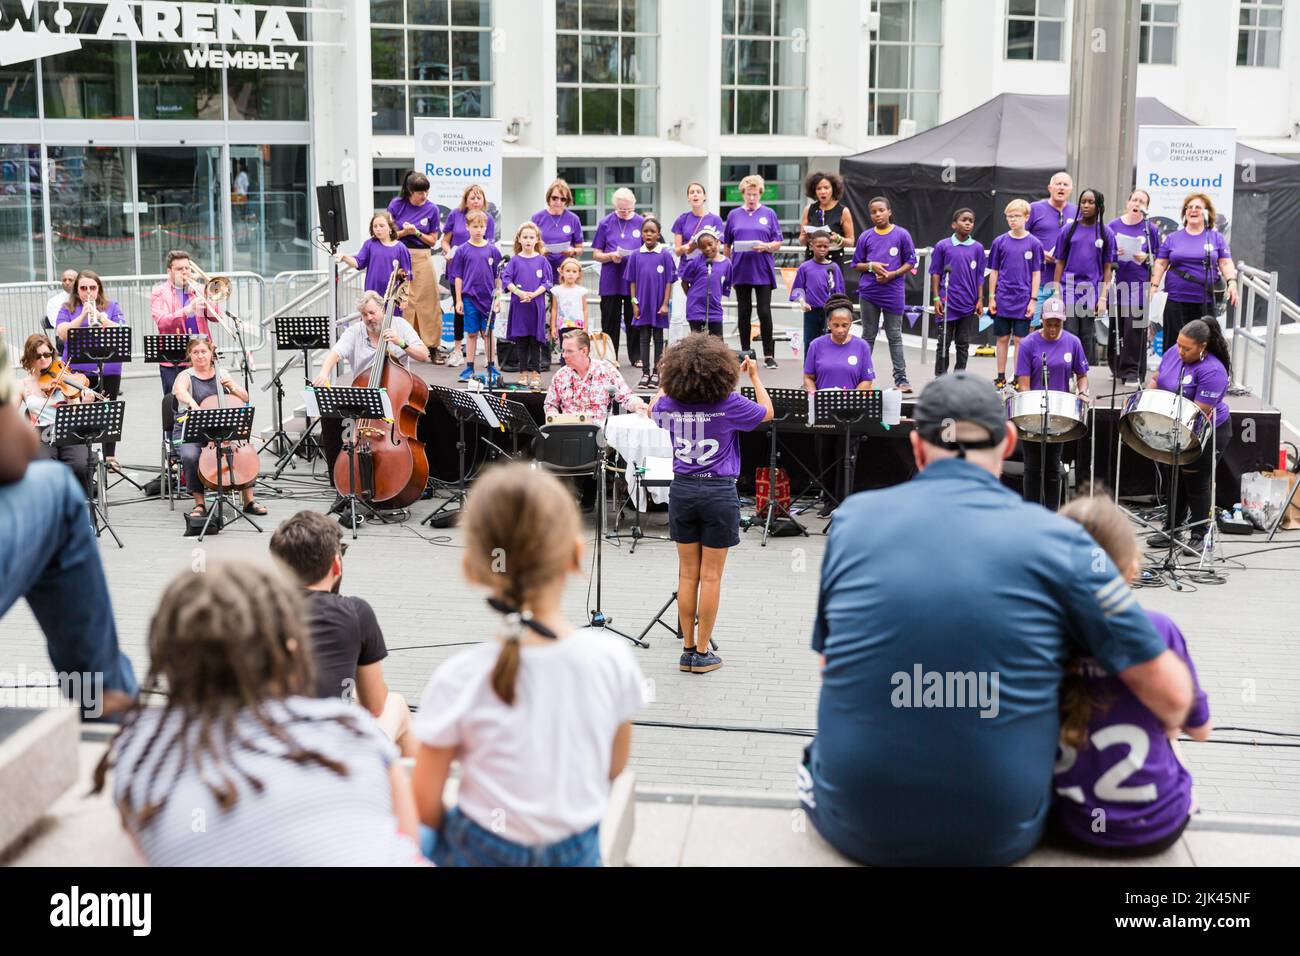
[{"xmin": 799, "ymin": 373, "xmax": 1193, "ymax": 865}]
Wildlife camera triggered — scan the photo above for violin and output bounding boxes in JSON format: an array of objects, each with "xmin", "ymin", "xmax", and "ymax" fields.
[{"xmin": 38, "ymin": 357, "xmax": 104, "ymax": 401}]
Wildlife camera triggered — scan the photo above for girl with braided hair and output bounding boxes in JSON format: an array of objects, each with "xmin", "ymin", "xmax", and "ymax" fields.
[
  {"xmin": 94, "ymin": 561, "xmax": 425, "ymax": 866},
  {"xmin": 1051, "ymin": 188, "xmax": 1117, "ymax": 364},
  {"xmin": 411, "ymin": 463, "xmax": 645, "ymax": 867}
]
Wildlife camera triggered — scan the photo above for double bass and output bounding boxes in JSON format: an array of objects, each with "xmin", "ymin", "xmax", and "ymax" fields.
[
  {"xmin": 197, "ymin": 363, "xmax": 260, "ymax": 490},
  {"xmin": 331, "ymin": 266, "xmax": 429, "ymax": 508}
]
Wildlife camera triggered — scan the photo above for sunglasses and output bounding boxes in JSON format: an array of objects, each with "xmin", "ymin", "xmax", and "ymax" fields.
[
  {"xmin": 36, "ymin": 351, "xmax": 53, "ymax": 358},
  {"xmin": 78, "ymin": 285, "xmax": 98, "ymax": 292}
]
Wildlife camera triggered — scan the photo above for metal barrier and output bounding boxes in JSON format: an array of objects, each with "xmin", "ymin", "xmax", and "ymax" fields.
[{"xmin": 1227, "ymin": 262, "xmax": 1300, "ymax": 407}]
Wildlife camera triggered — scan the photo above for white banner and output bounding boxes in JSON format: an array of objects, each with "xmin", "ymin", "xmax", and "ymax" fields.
[
  {"xmin": 413, "ymin": 117, "xmax": 503, "ymax": 232},
  {"xmin": 1136, "ymin": 125, "xmax": 1237, "ymax": 235}
]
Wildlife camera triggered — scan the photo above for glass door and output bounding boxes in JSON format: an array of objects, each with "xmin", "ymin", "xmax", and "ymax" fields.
[
  {"xmin": 45, "ymin": 146, "xmax": 138, "ymax": 277},
  {"xmin": 137, "ymin": 147, "xmax": 223, "ymax": 276}
]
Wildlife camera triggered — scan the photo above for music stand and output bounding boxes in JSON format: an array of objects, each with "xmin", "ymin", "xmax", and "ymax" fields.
[
  {"xmin": 181, "ymin": 404, "xmax": 260, "ymax": 542},
  {"xmin": 52, "ymin": 400, "xmax": 125, "ymax": 548},
  {"xmin": 742, "ymin": 387, "xmax": 811, "ymax": 546},
  {"xmin": 814, "ymin": 389, "xmax": 884, "ymax": 519},
  {"xmin": 478, "ymin": 393, "xmax": 543, "ymax": 461},
  {"xmin": 264, "ymin": 315, "xmax": 331, "ymax": 469},
  {"xmin": 143, "ymin": 333, "xmax": 191, "ymax": 366},
  {"xmin": 67, "ymin": 324, "xmax": 144, "ymax": 493},
  {"xmin": 423, "ymin": 386, "xmax": 484, "ymax": 526},
  {"xmin": 313, "ymin": 386, "xmax": 390, "ymax": 539},
  {"xmin": 741, "ymin": 386, "xmax": 837, "ymax": 517}
]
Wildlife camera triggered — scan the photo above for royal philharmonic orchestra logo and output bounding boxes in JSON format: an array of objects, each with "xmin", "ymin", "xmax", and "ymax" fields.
[{"xmin": 0, "ymin": 0, "xmax": 316, "ymax": 71}]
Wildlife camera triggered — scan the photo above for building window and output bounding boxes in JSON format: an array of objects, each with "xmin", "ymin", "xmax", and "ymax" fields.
[
  {"xmin": 869, "ymin": 0, "xmax": 941, "ymax": 136},
  {"xmin": 1138, "ymin": 2, "xmax": 1178, "ymax": 65},
  {"xmin": 721, "ymin": 0, "xmax": 807, "ymax": 135},
  {"xmin": 1237, "ymin": 0, "xmax": 1283, "ymax": 67},
  {"xmin": 556, "ymin": 0, "xmax": 658, "ymax": 136},
  {"xmin": 39, "ymin": 3, "xmax": 135, "ymax": 119},
  {"xmin": 373, "ymin": 164, "xmax": 411, "ymax": 212},
  {"xmin": 1005, "ymin": 0, "xmax": 1065, "ymax": 61},
  {"xmin": 719, "ymin": 159, "xmax": 804, "ymax": 239},
  {"xmin": 0, "ymin": 145, "xmax": 44, "ymax": 283},
  {"xmin": 371, "ymin": 0, "xmax": 494, "ymax": 135},
  {"xmin": 557, "ymin": 163, "xmax": 657, "ymax": 244}
]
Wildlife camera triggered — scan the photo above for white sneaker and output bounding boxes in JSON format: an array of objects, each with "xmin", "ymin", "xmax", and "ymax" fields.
[{"xmin": 446, "ymin": 348, "xmax": 465, "ymax": 367}]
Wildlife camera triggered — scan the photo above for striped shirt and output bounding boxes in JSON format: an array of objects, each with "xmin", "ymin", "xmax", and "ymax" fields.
[{"xmin": 111, "ymin": 696, "xmax": 426, "ymax": 866}]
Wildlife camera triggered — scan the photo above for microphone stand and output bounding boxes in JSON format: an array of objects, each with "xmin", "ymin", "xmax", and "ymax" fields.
[
  {"xmin": 1039, "ymin": 350, "xmax": 1050, "ymax": 507},
  {"xmin": 1156, "ymin": 360, "xmax": 1187, "ymax": 590},
  {"xmin": 939, "ymin": 266, "xmax": 952, "ymax": 375}
]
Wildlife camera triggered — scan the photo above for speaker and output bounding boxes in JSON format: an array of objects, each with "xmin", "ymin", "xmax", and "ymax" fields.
[{"xmin": 315, "ymin": 181, "xmax": 348, "ymax": 246}]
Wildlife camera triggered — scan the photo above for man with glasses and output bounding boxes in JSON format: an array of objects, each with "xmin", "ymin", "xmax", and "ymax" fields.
[
  {"xmin": 45, "ymin": 269, "xmax": 78, "ymax": 329},
  {"xmin": 1026, "ymin": 172, "xmax": 1078, "ymax": 326}
]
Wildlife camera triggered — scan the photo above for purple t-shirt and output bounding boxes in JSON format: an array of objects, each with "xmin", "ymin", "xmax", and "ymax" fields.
[
  {"xmin": 502, "ymin": 254, "xmax": 552, "ymax": 342},
  {"xmin": 387, "ymin": 197, "xmax": 440, "ymax": 251},
  {"xmin": 1157, "ymin": 228, "xmax": 1232, "ymax": 305},
  {"xmin": 448, "ymin": 241, "xmax": 502, "ymax": 313},
  {"xmin": 804, "ymin": 334, "xmax": 875, "ymax": 390},
  {"xmin": 1027, "ymin": 200, "xmax": 1078, "ymax": 261},
  {"xmin": 628, "ymin": 247, "xmax": 677, "ymax": 329},
  {"xmin": 653, "ymin": 391, "xmax": 768, "ymax": 478},
  {"xmin": 679, "ymin": 255, "xmax": 732, "ymax": 324},
  {"xmin": 1053, "ymin": 609, "xmax": 1209, "ymax": 849},
  {"xmin": 671, "ymin": 211, "xmax": 726, "ymax": 254},
  {"xmin": 790, "ymin": 258, "xmax": 845, "ymax": 310},
  {"xmin": 442, "ymin": 207, "xmax": 496, "ymax": 249},
  {"xmin": 988, "ymin": 232, "xmax": 1044, "ymax": 319},
  {"xmin": 928, "ymin": 236, "xmax": 986, "ymax": 318},
  {"xmin": 1052, "ymin": 220, "xmax": 1117, "ymax": 308},
  {"xmin": 353, "ymin": 238, "xmax": 413, "ymax": 304},
  {"xmin": 592, "ymin": 212, "xmax": 644, "ymax": 296},
  {"xmin": 530, "ymin": 209, "xmax": 585, "ymax": 274},
  {"xmin": 1108, "ymin": 216, "xmax": 1161, "ymax": 310},
  {"xmin": 1015, "ymin": 329, "xmax": 1089, "ymax": 392},
  {"xmin": 724, "ymin": 205, "xmax": 782, "ymax": 288},
  {"xmin": 851, "ymin": 225, "xmax": 917, "ymax": 312},
  {"xmin": 58, "ymin": 300, "xmax": 126, "ymax": 375},
  {"xmin": 1155, "ymin": 347, "xmax": 1230, "ymax": 427}
]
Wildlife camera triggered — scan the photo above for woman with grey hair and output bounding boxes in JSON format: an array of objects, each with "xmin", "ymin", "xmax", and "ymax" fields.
[{"xmin": 592, "ymin": 186, "xmax": 645, "ymax": 367}]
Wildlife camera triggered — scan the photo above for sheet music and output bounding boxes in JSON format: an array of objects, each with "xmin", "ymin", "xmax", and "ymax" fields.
[
  {"xmin": 544, "ymin": 242, "xmax": 573, "ymax": 254},
  {"xmin": 1115, "ymin": 233, "xmax": 1145, "ymax": 262},
  {"xmin": 469, "ymin": 392, "xmax": 501, "ymax": 429},
  {"xmin": 304, "ymin": 387, "xmax": 320, "ymax": 417},
  {"xmin": 731, "ymin": 240, "xmax": 759, "ymax": 253}
]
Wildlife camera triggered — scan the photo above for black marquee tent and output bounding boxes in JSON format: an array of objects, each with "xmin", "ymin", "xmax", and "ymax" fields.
[{"xmin": 840, "ymin": 93, "xmax": 1300, "ymax": 300}]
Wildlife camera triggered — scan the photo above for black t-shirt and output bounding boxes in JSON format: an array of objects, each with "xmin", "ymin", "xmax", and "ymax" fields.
[{"xmin": 302, "ymin": 590, "xmax": 388, "ymax": 700}]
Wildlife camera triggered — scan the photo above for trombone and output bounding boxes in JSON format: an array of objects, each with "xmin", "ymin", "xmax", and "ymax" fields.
[{"xmin": 188, "ymin": 261, "xmax": 233, "ymax": 309}]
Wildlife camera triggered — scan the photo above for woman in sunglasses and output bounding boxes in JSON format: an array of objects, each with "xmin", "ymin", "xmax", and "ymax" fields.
[{"xmin": 17, "ymin": 333, "xmax": 92, "ymax": 492}]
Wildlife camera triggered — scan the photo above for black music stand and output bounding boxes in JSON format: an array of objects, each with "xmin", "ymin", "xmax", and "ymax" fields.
[
  {"xmin": 181, "ymin": 404, "xmax": 260, "ymax": 542},
  {"xmin": 314, "ymin": 386, "xmax": 390, "ymax": 539},
  {"xmin": 143, "ymin": 333, "xmax": 191, "ymax": 366},
  {"xmin": 741, "ymin": 386, "xmax": 838, "ymax": 518},
  {"xmin": 815, "ymin": 389, "xmax": 884, "ymax": 519},
  {"xmin": 264, "ymin": 315, "xmax": 331, "ymax": 469},
  {"xmin": 478, "ymin": 393, "xmax": 542, "ymax": 462},
  {"xmin": 423, "ymin": 386, "xmax": 484, "ymax": 526},
  {"xmin": 67, "ymin": 324, "xmax": 145, "ymax": 493},
  {"xmin": 745, "ymin": 387, "xmax": 811, "ymax": 546},
  {"xmin": 52, "ymin": 400, "xmax": 125, "ymax": 548}
]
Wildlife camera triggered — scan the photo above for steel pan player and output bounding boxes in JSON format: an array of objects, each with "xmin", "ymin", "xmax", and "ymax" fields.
[
  {"xmin": 1014, "ymin": 296, "xmax": 1090, "ymax": 510},
  {"xmin": 1144, "ymin": 317, "xmax": 1232, "ymax": 551}
]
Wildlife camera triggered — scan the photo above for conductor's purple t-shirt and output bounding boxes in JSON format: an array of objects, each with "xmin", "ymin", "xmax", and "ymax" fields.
[{"xmin": 653, "ymin": 391, "xmax": 768, "ymax": 478}]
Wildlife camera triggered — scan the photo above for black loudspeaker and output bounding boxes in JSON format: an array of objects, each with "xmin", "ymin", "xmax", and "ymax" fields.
[{"xmin": 315, "ymin": 181, "xmax": 348, "ymax": 246}]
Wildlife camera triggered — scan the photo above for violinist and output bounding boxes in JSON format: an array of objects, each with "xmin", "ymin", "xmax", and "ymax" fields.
[
  {"xmin": 172, "ymin": 337, "xmax": 266, "ymax": 519},
  {"xmin": 17, "ymin": 334, "xmax": 92, "ymax": 492},
  {"xmin": 55, "ymin": 270, "xmax": 126, "ymax": 465}
]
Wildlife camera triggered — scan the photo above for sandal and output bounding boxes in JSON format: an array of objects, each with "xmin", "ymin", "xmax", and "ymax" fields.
[
  {"xmin": 189, "ymin": 505, "xmax": 207, "ymax": 518},
  {"xmin": 244, "ymin": 500, "xmax": 268, "ymax": 516}
]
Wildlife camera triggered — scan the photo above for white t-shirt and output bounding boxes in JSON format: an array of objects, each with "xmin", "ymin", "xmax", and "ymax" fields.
[
  {"xmin": 111, "ymin": 696, "xmax": 426, "ymax": 867},
  {"xmin": 413, "ymin": 627, "xmax": 646, "ymax": 845},
  {"xmin": 46, "ymin": 291, "xmax": 69, "ymax": 326},
  {"xmin": 329, "ymin": 316, "xmax": 420, "ymax": 376},
  {"xmin": 552, "ymin": 283, "xmax": 588, "ymax": 329}
]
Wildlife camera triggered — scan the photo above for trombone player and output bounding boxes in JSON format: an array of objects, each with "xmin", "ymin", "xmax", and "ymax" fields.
[{"xmin": 150, "ymin": 249, "xmax": 225, "ymax": 394}]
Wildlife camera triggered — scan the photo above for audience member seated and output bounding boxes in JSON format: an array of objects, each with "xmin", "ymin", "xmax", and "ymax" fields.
[
  {"xmin": 1053, "ymin": 495, "xmax": 1211, "ymax": 856},
  {"xmin": 17, "ymin": 333, "xmax": 92, "ymax": 493},
  {"xmin": 0, "ymin": 333, "xmax": 136, "ymax": 720},
  {"xmin": 269, "ymin": 509, "xmax": 416, "ymax": 757},
  {"xmin": 799, "ymin": 372, "xmax": 1193, "ymax": 865},
  {"xmin": 411, "ymin": 464, "xmax": 646, "ymax": 867},
  {"xmin": 94, "ymin": 561, "xmax": 426, "ymax": 867}
]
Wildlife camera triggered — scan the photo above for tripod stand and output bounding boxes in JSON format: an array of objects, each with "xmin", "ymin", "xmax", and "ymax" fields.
[
  {"xmin": 743, "ymin": 387, "xmax": 810, "ymax": 546},
  {"xmin": 67, "ymin": 324, "xmax": 147, "ymax": 495},
  {"xmin": 313, "ymin": 385, "xmax": 392, "ymax": 539},
  {"xmin": 51, "ymin": 400, "xmax": 126, "ymax": 548},
  {"xmin": 423, "ymin": 386, "xmax": 488, "ymax": 526},
  {"xmin": 264, "ymin": 315, "xmax": 332, "ymax": 476},
  {"xmin": 181, "ymin": 404, "xmax": 261, "ymax": 542}
]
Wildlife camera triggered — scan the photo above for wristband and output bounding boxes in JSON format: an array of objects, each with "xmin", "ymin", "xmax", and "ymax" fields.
[{"xmin": 932, "ymin": 296, "xmax": 942, "ymax": 303}]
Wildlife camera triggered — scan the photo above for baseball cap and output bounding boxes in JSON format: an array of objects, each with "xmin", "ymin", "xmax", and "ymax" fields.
[
  {"xmin": 913, "ymin": 372, "xmax": 1008, "ymax": 451},
  {"xmin": 1041, "ymin": 297, "xmax": 1066, "ymax": 322}
]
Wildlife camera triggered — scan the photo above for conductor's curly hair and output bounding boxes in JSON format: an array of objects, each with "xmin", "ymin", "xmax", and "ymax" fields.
[{"xmin": 656, "ymin": 333, "xmax": 740, "ymax": 406}]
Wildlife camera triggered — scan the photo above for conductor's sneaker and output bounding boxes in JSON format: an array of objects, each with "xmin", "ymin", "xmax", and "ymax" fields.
[
  {"xmin": 679, "ymin": 649, "xmax": 695, "ymax": 672},
  {"xmin": 690, "ymin": 649, "xmax": 723, "ymax": 674},
  {"xmin": 764, "ymin": 356, "xmax": 779, "ymax": 370},
  {"xmin": 457, "ymin": 366, "xmax": 475, "ymax": 382}
]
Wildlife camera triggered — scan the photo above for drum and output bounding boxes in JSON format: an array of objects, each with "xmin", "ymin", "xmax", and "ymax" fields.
[
  {"xmin": 1118, "ymin": 389, "xmax": 1212, "ymax": 464},
  {"xmin": 1006, "ymin": 390, "xmax": 1088, "ymax": 443}
]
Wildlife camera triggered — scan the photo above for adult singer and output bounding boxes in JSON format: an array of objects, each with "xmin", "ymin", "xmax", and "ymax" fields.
[
  {"xmin": 1107, "ymin": 189, "xmax": 1162, "ymax": 385},
  {"xmin": 387, "ymin": 172, "xmax": 442, "ymax": 349},
  {"xmin": 724, "ymin": 175, "xmax": 784, "ymax": 369},
  {"xmin": 1014, "ymin": 297, "xmax": 1090, "ymax": 511},
  {"xmin": 1149, "ymin": 193, "xmax": 1239, "ymax": 346}
]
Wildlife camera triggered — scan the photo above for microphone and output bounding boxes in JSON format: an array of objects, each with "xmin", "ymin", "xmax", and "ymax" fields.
[{"xmin": 1041, "ymin": 350, "xmax": 1049, "ymax": 391}]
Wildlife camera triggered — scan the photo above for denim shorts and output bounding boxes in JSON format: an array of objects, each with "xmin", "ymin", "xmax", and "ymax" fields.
[
  {"xmin": 421, "ymin": 807, "xmax": 601, "ymax": 867},
  {"xmin": 463, "ymin": 299, "xmax": 493, "ymax": 336},
  {"xmin": 992, "ymin": 315, "xmax": 1030, "ymax": 338},
  {"xmin": 669, "ymin": 474, "xmax": 741, "ymax": 549}
]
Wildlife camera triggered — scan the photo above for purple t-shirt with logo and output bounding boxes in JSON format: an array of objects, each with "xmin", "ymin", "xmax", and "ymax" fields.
[
  {"xmin": 353, "ymin": 238, "xmax": 413, "ymax": 304},
  {"xmin": 502, "ymin": 254, "xmax": 552, "ymax": 341},
  {"xmin": 988, "ymin": 232, "xmax": 1044, "ymax": 319},
  {"xmin": 628, "ymin": 247, "xmax": 677, "ymax": 329},
  {"xmin": 58, "ymin": 300, "xmax": 126, "ymax": 375},
  {"xmin": 679, "ymin": 255, "xmax": 732, "ymax": 324},
  {"xmin": 851, "ymin": 225, "xmax": 917, "ymax": 312},
  {"xmin": 592, "ymin": 212, "xmax": 645, "ymax": 296},
  {"xmin": 1155, "ymin": 347, "xmax": 1230, "ymax": 427},
  {"xmin": 387, "ymin": 197, "xmax": 440, "ymax": 251},
  {"xmin": 1052, "ymin": 220, "xmax": 1117, "ymax": 308},
  {"xmin": 442, "ymin": 207, "xmax": 497, "ymax": 248},
  {"xmin": 448, "ymin": 241, "xmax": 502, "ymax": 313},
  {"xmin": 1053, "ymin": 609, "xmax": 1209, "ymax": 849},
  {"xmin": 1027, "ymin": 200, "xmax": 1078, "ymax": 261},
  {"xmin": 928, "ymin": 236, "xmax": 986, "ymax": 318},
  {"xmin": 1015, "ymin": 329, "xmax": 1089, "ymax": 392},
  {"xmin": 724, "ymin": 205, "xmax": 782, "ymax": 288},
  {"xmin": 804, "ymin": 334, "xmax": 875, "ymax": 390},
  {"xmin": 1107, "ymin": 216, "xmax": 1161, "ymax": 310},
  {"xmin": 530, "ymin": 209, "xmax": 585, "ymax": 273},
  {"xmin": 1157, "ymin": 228, "xmax": 1232, "ymax": 305},
  {"xmin": 790, "ymin": 259, "xmax": 845, "ymax": 310},
  {"xmin": 672, "ymin": 211, "xmax": 726, "ymax": 253},
  {"xmin": 653, "ymin": 391, "xmax": 768, "ymax": 478}
]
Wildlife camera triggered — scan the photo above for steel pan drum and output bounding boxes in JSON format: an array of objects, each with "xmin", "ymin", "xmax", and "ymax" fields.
[
  {"xmin": 1118, "ymin": 389, "xmax": 1212, "ymax": 465},
  {"xmin": 1006, "ymin": 390, "xmax": 1089, "ymax": 443}
]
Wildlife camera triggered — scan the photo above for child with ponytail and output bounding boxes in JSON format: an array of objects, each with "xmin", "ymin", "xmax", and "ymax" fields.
[{"xmin": 411, "ymin": 463, "xmax": 646, "ymax": 866}]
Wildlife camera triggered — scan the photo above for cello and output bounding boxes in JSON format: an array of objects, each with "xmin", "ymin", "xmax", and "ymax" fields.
[
  {"xmin": 331, "ymin": 266, "xmax": 430, "ymax": 508},
  {"xmin": 197, "ymin": 362, "xmax": 261, "ymax": 491}
]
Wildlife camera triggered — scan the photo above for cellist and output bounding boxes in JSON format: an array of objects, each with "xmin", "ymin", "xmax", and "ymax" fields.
[
  {"xmin": 17, "ymin": 333, "xmax": 92, "ymax": 492},
  {"xmin": 172, "ymin": 336, "xmax": 266, "ymax": 519}
]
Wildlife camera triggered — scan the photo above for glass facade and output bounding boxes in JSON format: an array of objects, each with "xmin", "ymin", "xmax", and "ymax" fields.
[
  {"xmin": 869, "ymin": 0, "xmax": 941, "ymax": 136},
  {"xmin": 1005, "ymin": 0, "xmax": 1065, "ymax": 61},
  {"xmin": 47, "ymin": 147, "xmax": 138, "ymax": 278},
  {"xmin": 556, "ymin": 162, "xmax": 657, "ymax": 244},
  {"xmin": 721, "ymin": 0, "xmax": 807, "ymax": 136},
  {"xmin": 720, "ymin": 159, "xmax": 804, "ymax": 239},
  {"xmin": 0, "ymin": 146, "xmax": 44, "ymax": 283},
  {"xmin": 556, "ymin": 0, "xmax": 659, "ymax": 136}
]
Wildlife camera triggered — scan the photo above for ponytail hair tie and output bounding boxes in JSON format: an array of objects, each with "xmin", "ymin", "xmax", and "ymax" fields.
[{"xmin": 486, "ymin": 597, "xmax": 560, "ymax": 641}]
